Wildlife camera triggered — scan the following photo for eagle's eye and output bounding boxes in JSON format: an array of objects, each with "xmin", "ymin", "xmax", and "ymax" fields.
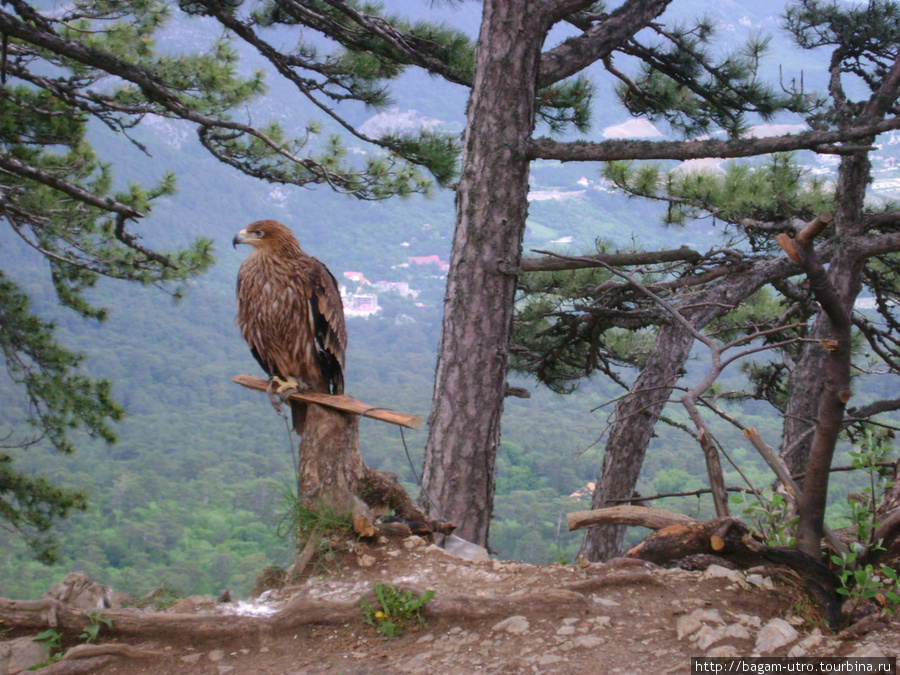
[{"xmin": 253, "ymin": 230, "xmax": 264, "ymax": 238}]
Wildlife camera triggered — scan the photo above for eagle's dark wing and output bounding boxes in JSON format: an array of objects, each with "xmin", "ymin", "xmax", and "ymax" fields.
[{"xmin": 307, "ymin": 260, "xmax": 346, "ymax": 395}]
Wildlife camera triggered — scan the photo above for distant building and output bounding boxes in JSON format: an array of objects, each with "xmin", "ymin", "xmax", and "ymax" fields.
[
  {"xmin": 374, "ymin": 280, "xmax": 419, "ymax": 299},
  {"xmin": 341, "ymin": 291, "xmax": 380, "ymax": 318},
  {"xmin": 408, "ymin": 255, "xmax": 450, "ymax": 272},
  {"xmin": 569, "ymin": 482, "xmax": 596, "ymax": 502}
]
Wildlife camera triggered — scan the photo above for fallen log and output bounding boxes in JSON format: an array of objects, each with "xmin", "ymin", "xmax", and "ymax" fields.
[
  {"xmin": 567, "ymin": 505, "xmax": 698, "ymax": 533},
  {"xmin": 619, "ymin": 516, "xmax": 844, "ymax": 626}
]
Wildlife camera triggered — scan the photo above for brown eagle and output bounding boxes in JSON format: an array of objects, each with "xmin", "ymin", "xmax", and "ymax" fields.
[{"xmin": 233, "ymin": 219, "xmax": 347, "ymax": 433}]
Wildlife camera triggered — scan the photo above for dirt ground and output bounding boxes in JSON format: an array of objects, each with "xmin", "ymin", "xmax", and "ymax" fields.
[{"xmin": 11, "ymin": 535, "xmax": 900, "ymax": 675}]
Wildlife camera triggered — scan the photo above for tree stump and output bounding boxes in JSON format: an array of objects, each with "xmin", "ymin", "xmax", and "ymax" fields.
[{"xmin": 233, "ymin": 375, "xmax": 452, "ymax": 538}]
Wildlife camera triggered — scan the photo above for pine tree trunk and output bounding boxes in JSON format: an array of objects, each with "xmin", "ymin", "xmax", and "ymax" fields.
[
  {"xmin": 580, "ymin": 256, "xmax": 797, "ymax": 561},
  {"xmin": 579, "ymin": 321, "xmax": 696, "ymax": 561},
  {"xmin": 780, "ymin": 152, "xmax": 868, "ymax": 481},
  {"xmin": 421, "ymin": 0, "xmax": 549, "ymax": 546}
]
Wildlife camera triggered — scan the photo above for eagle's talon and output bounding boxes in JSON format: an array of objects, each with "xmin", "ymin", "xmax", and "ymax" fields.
[{"xmin": 272, "ymin": 376, "xmax": 302, "ymax": 396}]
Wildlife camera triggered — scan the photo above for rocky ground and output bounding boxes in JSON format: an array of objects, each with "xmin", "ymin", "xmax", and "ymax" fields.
[{"xmin": 2, "ymin": 534, "xmax": 898, "ymax": 674}]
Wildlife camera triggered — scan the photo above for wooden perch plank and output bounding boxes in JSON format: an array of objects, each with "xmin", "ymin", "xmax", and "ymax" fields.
[{"xmin": 231, "ymin": 374, "xmax": 422, "ymax": 429}]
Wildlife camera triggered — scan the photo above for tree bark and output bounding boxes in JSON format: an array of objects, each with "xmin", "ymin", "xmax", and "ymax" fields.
[
  {"xmin": 297, "ymin": 403, "xmax": 443, "ymax": 535},
  {"xmin": 421, "ymin": 0, "xmax": 550, "ymax": 546},
  {"xmin": 778, "ymin": 216, "xmax": 856, "ymax": 557}
]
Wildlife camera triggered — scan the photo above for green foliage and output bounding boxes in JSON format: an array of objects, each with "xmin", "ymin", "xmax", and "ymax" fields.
[
  {"xmin": 360, "ymin": 583, "xmax": 434, "ymax": 637},
  {"xmin": 730, "ymin": 489, "xmax": 797, "ymax": 547},
  {"xmin": 31, "ymin": 628, "xmax": 64, "ymax": 667},
  {"xmin": 79, "ymin": 611, "xmax": 113, "ymax": 645},
  {"xmin": 537, "ymin": 75, "xmax": 595, "ymax": 134},
  {"xmin": 831, "ymin": 552, "xmax": 900, "ymax": 612},
  {"xmin": 29, "ymin": 612, "xmax": 113, "ymax": 669},
  {"xmin": 604, "ymin": 154, "xmax": 832, "ymax": 235},
  {"xmin": 786, "ymin": 0, "xmax": 900, "ymax": 128},
  {"xmin": 846, "ymin": 431, "xmax": 895, "ymax": 548},
  {"xmin": 511, "ymin": 243, "xmax": 657, "ymax": 393},
  {"xmin": 615, "ymin": 20, "xmax": 815, "ymax": 138}
]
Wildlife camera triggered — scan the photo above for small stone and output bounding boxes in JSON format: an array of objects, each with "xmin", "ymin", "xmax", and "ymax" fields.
[
  {"xmin": 491, "ymin": 616, "xmax": 530, "ymax": 635},
  {"xmin": 572, "ymin": 636, "xmax": 604, "ymax": 649},
  {"xmin": 692, "ymin": 608, "xmax": 725, "ymax": 624},
  {"xmin": 357, "ymin": 553, "xmax": 377, "ymax": 568},
  {"xmin": 537, "ymin": 654, "xmax": 563, "ymax": 666},
  {"xmin": 745, "ymin": 574, "xmax": 774, "ymax": 590},
  {"xmin": 167, "ymin": 595, "xmax": 217, "ymax": 613},
  {"xmin": 403, "ymin": 536, "xmax": 426, "ymax": 549},
  {"xmin": 788, "ymin": 634, "xmax": 823, "ymax": 657},
  {"xmin": 217, "ymin": 667, "xmax": 235, "ymax": 674},
  {"xmin": 592, "ymin": 596, "xmax": 621, "ymax": 607},
  {"xmin": 208, "ymin": 649, "xmax": 226, "ymax": 662},
  {"xmin": 181, "ymin": 653, "xmax": 202, "ymax": 664},
  {"xmin": 556, "ymin": 625, "xmax": 576, "ymax": 636},
  {"xmin": 755, "ymin": 618, "xmax": 799, "ymax": 655},
  {"xmin": 594, "ymin": 616, "xmax": 612, "ymax": 627},
  {"xmin": 733, "ymin": 613, "xmax": 762, "ymax": 627},
  {"xmin": 707, "ymin": 645, "xmax": 740, "ymax": 657}
]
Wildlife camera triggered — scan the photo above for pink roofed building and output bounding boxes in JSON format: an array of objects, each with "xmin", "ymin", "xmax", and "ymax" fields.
[{"xmin": 408, "ymin": 255, "xmax": 450, "ymax": 272}]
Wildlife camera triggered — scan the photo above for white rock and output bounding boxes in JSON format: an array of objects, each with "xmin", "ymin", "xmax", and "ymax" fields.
[
  {"xmin": 357, "ymin": 553, "xmax": 377, "ymax": 567},
  {"xmin": 403, "ymin": 536, "xmax": 426, "ymax": 549},
  {"xmin": 755, "ymin": 618, "xmax": 799, "ymax": 654},
  {"xmin": 593, "ymin": 596, "xmax": 621, "ymax": 607},
  {"xmin": 788, "ymin": 633, "xmax": 823, "ymax": 658},
  {"xmin": 676, "ymin": 614, "xmax": 704, "ymax": 640},
  {"xmin": 733, "ymin": 613, "xmax": 763, "ymax": 627},
  {"xmin": 208, "ymin": 649, "xmax": 226, "ymax": 662},
  {"xmin": 491, "ymin": 615, "xmax": 530, "ymax": 635},
  {"xmin": 694, "ymin": 624, "xmax": 750, "ymax": 650},
  {"xmin": 851, "ymin": 643, "xmax": 886, "ymax": 657},
  {"xmin": 702, "ymin": 565, "xmax": 746, "ymax": 586},
  {"xmin": 694, "ymin": 625, "xmax": 726, "ymax": 650},
  {"xmin": 693, "ymin": 608, "xmax": 726, "ymax": 624},
  {"xmin": 707, "ymin": 645, "xmax": 740, "ymax": 657},
  {"xmin": 556, "ymin": 625, "xmax": 576, "ymax": 636},
  {"xmin": 572, "ymin": 636, "xmax": 604, "ymax": 649},
  {"xmin": 746, "ymin": 574, "xmax": 774, "ymax": 589},
  {"xmin": 443, "ymin": 535, "xmax": 490, "ymax": 561}
]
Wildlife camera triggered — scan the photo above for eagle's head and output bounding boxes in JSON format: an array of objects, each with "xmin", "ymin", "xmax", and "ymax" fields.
[{"xmin": 233, "ymin": 219, "xmax": 299, "ymax": 251}]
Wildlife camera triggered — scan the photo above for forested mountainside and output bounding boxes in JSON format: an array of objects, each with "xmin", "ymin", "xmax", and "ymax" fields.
[{"xmin": 3, "ymin": 0, "xmax": 899, "ymax": 600}]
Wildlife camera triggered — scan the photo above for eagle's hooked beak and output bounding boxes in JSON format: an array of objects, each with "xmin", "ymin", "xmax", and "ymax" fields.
[{"xmin": 233, "ymin": 229, "xmax": 248, "ymax": 249}]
